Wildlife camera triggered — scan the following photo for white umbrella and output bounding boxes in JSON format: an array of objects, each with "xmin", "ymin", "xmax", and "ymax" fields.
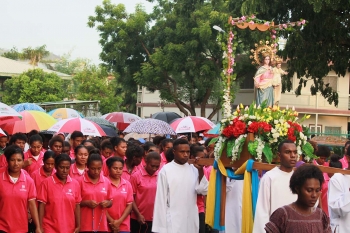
[
  {"xmin": 170, "ymin": 116, "xmax": 216, "ymax": 133},
  {"xmin": 0, "ymin": 102, "xmax": 22, "ymax": 124}
]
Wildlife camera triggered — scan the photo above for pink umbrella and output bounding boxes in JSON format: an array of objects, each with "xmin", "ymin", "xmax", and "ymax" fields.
[
  {"xmin": 170, "ymin": 116, "xmax": 216, "ymax": 133},
  {"xmin": 101, "ymin": 112, "xmax": 141, "ymax": 130},
  {"xmin": 48, "ymin": 118, "xmax": 106, "ymax": 137}
]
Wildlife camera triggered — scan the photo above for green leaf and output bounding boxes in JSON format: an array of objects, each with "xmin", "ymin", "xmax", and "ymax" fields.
[
  {"xmin": 219, "ymin": 140, "xmax": 227, "ymax": 157},
  {"xmin": 248, "ymin": 141, "xmax": 258, "ymax": 157},
  {"xmin": 209, "ymin": 137, "xmax": 218, "ymax": 146},
  {"xmin": 263, "ymin": 144, "xmax": 273, "ymax": 164},
  {"xmin": 226, "ymin": 139, "xmax": 235, "ymax": 157}
]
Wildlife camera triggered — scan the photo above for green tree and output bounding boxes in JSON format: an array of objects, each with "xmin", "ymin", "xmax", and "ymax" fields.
[
  {"xmin": 88, "ymin": 0, "xmax": 256, "ymax": 118},
  {"xmin": 73, "ymin": 66, "xmax": 123, "ymax": 114},
  {"xmin": 54, "ymin": 53, "xmax": 90, "ymax": 75},
  {"xmin": 240, "ymin": 0, "xmax": 350, "ymax": 106},
  {"xmin": 2, "ymin": 47, "xmax": 21, "ymax": 60},
  {"xmin": 3, "ymin": 69, "xmax": 65, "ymax": 104}
]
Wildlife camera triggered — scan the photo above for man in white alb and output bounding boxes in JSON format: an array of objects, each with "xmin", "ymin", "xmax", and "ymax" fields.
[
  {"xmin": 152, "ymin": 138, "xmax": 208, "ymax": 233},
  {"xmin": 253, "ymin": 140, "xmax": 298, "ymax": 233}
]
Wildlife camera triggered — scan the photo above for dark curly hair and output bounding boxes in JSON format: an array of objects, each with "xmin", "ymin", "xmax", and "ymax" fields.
[{"xmin": 289, "ymin": 164, "xmax": 324, "ymax": 194}]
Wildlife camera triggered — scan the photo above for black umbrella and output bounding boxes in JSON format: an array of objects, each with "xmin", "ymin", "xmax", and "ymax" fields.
[
  {"xmin": 151, "ymin": 112, "xmax": 182, "ymax": 123},
  {"xmin": 98, "ymin": 124, "xmax": 118, "ymax": 137}
]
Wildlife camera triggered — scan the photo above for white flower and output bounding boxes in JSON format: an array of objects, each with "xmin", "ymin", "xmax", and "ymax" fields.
[
  {"xmin": 244, "ymin": 114, "xmax": 248, "ymax": 118},
  {"xmin": 248, "ymin": 121, "xmax": 252, "ymax": 125},
  {"xmin": 271, "ymin": 128, "xmax": 276, "ymax": 133},
  {"xmin": 299, "ymin": 132, "xmax": 304, "ymax": 138},
  {"xmin": 272, "ymin": 133, "xmax": 279, "ymax": 139},
  {"xmin": 297, "ymin": 145, "xmax": 302, "ymax": 155},
  {"xmin": 274, "ymin": 120, "xmax": 279, "ymax": 124},
  {"xmin": 249, "ymin": 115, "xmax": 256, "ymax": 119}
]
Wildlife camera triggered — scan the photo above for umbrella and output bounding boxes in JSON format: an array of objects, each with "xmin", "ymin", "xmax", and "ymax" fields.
[
  {"xmin": 124, "ymin": 133, "xmax": 158, "ymax": 141},
  {"xmin": 0, "ymin": 111, "xmax": 57, "ymax": 134},
  {"xmin": 12, "ymin": 103, "xmax": 45, "ymax": 112},
  {"xmin": 123, "ymin": 118, "xmax": 176, "ymax": 135},
  {"xmin": 205, "ymin": 123, "xmax": 221, "ymax": 135},
  {"xmin": 101, "ymin": 112, "xmax": 141, "ymax": 130},
  {"xmin": 48, "ymin": 118, "xmax": 106, "ymax": 137},
  {"xmin": 48, "ymin": 108, "xmax": 84, "ymax": 120},
  {"xmin": 151, "ymin": 112, "xmax": 182, "ymax": 123},
  {"xmin": 85, "ymin": 117, "xmax": 117, "ymax": 130},
  {"xmin": 0, "ymin": 102, "xmax": 22, "ymax": 124},
  {"xmin": 98, "ymin": 124, "xmax": 118, "ymax": 137},
  {"xmin": 0, "ymin": 128, "xmax": 6, "ymax": 137},
  {"xmin": 170, "ymin": 116, "xmax": 216, "ymax": 133}
]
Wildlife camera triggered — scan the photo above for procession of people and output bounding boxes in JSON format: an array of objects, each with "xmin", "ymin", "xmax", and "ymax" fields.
[{"xmin": 0, "ymin": 127, "xmax": 348, "ymax": 233}]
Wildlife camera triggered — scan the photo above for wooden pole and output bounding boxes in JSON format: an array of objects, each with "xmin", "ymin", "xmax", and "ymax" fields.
[{"xmin": 189, "ymin": 158, "xmax": 350, "ymax": 175}]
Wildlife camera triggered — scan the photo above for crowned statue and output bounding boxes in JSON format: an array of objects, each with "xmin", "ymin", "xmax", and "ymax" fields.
[
  {"xmin": 252, "ymin": 45, "xmax": 275, "ymax": 107},
  {"xmin": 272, "ymin": 56, "xmax": 288, "ymax": 106}
]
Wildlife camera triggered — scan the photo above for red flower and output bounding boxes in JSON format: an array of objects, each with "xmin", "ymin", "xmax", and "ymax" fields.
[
  {"xmin": 222, "ymin": 118, "xmax": 247, "ymax": 138},
  {"xmin": 287, "ymin": 121, "xmax": 302, "ymax": 142},
  {"xmin": 248, "ymin": 121, "xmax": 271, "ymax": 134}
]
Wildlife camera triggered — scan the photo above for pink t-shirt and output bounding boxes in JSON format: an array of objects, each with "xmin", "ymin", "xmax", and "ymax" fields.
[
  {"xmin": 130, "ymin": 166, "xmax": 158, "ymax": 221},
  {"xmin": 69, "ymin": 148, "xmax": 75, "ymax": 159},
  {"xmin": 69, "ymin": 163, "xmax": 86, "ymax": 180},
  {"xmin": 0, "ymin": 155, "xmax": 7, "ymax": 168},
  {"xmin": 340, "ymin": 156, "xmax": 348, "ymax": 169},
  {"xmin": 122, "ymin": 163, "xmax": 140, "ymax": 181},
  {"xmin": 24, "ymin": 150, "xmax": 44, "ymax": 175},
  {"xmin": 321, "ymin": 173, "xmax": 330, "ymax": 216},
  {"xmin": 204, "ymin": 165, "xmax": 213, "ymax": 180},
  {"xmin": 160, "ymin": 152, "xmax": 168, "ymax": 166},
  {"xmin": 0, "ymin": 170, "xmax": 36, "ymax": 232},
  {"xmin": 197, "ymin": 195, "xmax": 205, "ymax": 213},
  {"xmin": 108, "ymin": 178, "xmax": 133, "ymax": 232},
  {"xmin": 37, "ymin": 174, "xmax": 81, "ymax": 232},
  {"xmin": 30, "ymin": 166, "xmax": 56, "ymax": 191},
  {"xmin": 78, "ymin": 172, "xmax": 112, "ymax": 232}
]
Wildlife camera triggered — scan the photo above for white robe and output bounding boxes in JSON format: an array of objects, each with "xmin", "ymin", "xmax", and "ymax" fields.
[
  {"xmin": 219, "ymin": 178, "xmax": 244, "ymax": 233},
  {"xmin": 252, "ymin": 167, "xmax": 297, "ymax": 233},
  {"xmin": 328, "ymin": 173, "xmax": 350, "ymax": 233},
  {"xmin": 152, "ymin": 161, "xmax": 208, "ymax": 233}
]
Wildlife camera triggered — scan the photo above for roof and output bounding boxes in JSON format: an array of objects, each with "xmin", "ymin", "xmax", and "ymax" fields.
[{"xmin": 0, "ymin": 56, "xmax": 71, "ymax": 80}]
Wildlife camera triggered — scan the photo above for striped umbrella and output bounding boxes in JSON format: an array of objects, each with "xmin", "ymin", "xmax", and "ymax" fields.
[
  {"xmin": 48, "ymin": 118, "xmax": 106, "ymax": 137},
  {"xmin": 123, "ymin": 118, "xmax": 176, "ymax": 135},
  {"xmin": 0, "ymin": 102, "xmax": 22, "ymax": 124},
  {"xmin": 101, "ymin": 112, "xmax": 141, "ymax": 130},
  {"xmin": 13, "ymin": 103, "xmax": 45, "ymax": 112},
  {"xmin": 170, "ymin": 116, "xmax": 216, "ymax": 133},
  {"xmin": 48, "ymin": 108, "xmax": 84, "ymax": 120},
  {"xmin": 0, "ymin": 111, "xmax": 57, "ymax": 134}
]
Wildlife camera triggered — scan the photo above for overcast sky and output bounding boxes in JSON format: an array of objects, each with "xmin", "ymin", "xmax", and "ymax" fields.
[{"xmin": 0, "ymin": 0, "xmax": 154, "ymax": 64}]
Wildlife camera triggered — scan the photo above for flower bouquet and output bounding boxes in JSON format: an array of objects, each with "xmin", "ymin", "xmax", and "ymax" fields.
[{"xmin": 213, "ymin": 101, "xmax": 316, "ymax": 163}]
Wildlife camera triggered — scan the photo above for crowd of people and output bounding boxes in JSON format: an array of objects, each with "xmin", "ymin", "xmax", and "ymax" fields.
[{"xmin": 0, "ymin": 129, "xmax": 349, "ymax": 233}]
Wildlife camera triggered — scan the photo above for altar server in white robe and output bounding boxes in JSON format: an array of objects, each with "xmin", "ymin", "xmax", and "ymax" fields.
[
  {"xmin": 253, "ymin": 140, "xmax": 298, "ymax": 233},
  {"xmin": 219, "ymin": 178, "xmax": 244, "ymax": 233},
  {"xmin": 328, "ymin": 150, "xmax": 350, "ymax": 232},
  {"xmin": 152, "ymin": 138, "xmax": 208, "ymax": 233}
]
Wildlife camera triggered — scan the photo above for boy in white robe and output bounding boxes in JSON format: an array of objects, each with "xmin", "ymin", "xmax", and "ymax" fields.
[
  {"xmin": 253, "ymin": 140, "xmax": 298, "ymax": 233},
  {"xmin": 328, "ymin": 152, "xmax": 350, "ymax": 232},
  {"xmin": 152, "ymin": 139, "xmax": 208, "ymax": 233}
]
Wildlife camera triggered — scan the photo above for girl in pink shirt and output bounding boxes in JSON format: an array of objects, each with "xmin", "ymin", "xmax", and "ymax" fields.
[
  {"xmin": 38, "ymin": 153, "xmax": 81, "ymax": 233},
  {"xmin": 130, "ymin": 152, "xmax": 161, "ymax": 233},
  {"xmin": 0, "ymin": 145, "xmax": 41, "ymax": 233},
  {"xmin": 79, "ymin": 153, "xmax": 113, "ymax": 232},
  {"xmin": 69, "ymin": 145, "xmax": 88, "ymax": 180},
  {"xmin": 101, "ymin": 139, "xmax": 114, "ymax": 160},
  {"xmin": 30, "ymin": 150, "xmax": 56, "ymax": 191},
  {"xmin": 103, "ymin": 137, "xmax": 128, "ymax": 177},
  {"xmin": 48, "ymin": 136, "xmax": 64, "ymax": 157},
  {"xmin": 24, "ymin": 134, "xmax": 45, "ymax": 175},
  {"xmin": 106, "ymin": 156, "xmax": 133, "ymax": 233},
  {"xmin": 159, "ymin": 139, "xmax": 173, "ymax": 166},
  {"xmin": 122, "ymin": 144, "xmax": 144, "ymax": 181}
]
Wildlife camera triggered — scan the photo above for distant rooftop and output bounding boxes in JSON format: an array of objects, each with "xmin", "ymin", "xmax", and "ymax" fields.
[{"xmin": 0, "ymin": 56, "xmax": 71, "ymax": 79}]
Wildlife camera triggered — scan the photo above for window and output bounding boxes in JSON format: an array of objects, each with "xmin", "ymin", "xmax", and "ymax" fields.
[
  {"xmin": 309, "ymin": 124, "xmax": 322, "ymax": 134},
  {"xmin": 324, "ymin": 126, "xmax": 341, "ymax": 135},
  {"xmin": 323, "ymin": 76, "xmax": 337, "ymax": 92}
]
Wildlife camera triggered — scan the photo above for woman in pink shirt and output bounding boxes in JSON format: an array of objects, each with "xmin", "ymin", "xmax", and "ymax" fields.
[
  {"xmin": 30, "ymin": 150, "xmax": 56, "ymax": 191},
  {"xmin": 0, "ymin": 145, "xmax": 41, "ymax": 233},
  {"xmin": 38, "ymin": 153, "xmax": 81, "ymax": 233},
  {"xmin": 122, "ymin": 144, "xmax": 143, "ymax": 181},
  {"xmin": 130, "ymin": 152, "xmax": 161, "ymax": 233},
  {"xmin": 159, "ymin": 139, "xmax": 173, "ymax": 166},
  {"xmin": 106, "ymin": 156, "xmax": 133, "ymax": 233},
  {"xmin": 48, "ymin": 136, "xmax": 64, "ymax": 157},
  {"xmin": 24, "ymin": 134, "xmax": 45, "ymax": 175},
  {"xmin": 79, "ymin": 153, "xmax": 113, "ymax": 233},
  {"xmin": 69, "ymin": 145, "xmax": 88, "ymax": 180},
  {"xmin": 101, "ymin": 139, "xmax": 114, "ymax": 161},
  {"xmin": 111, "ymin": 137, "xmax": 127, "ymax": 159},
  {"xmin": 340, "ymin": 141, "xmax": 350, "ymax": 169}
]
